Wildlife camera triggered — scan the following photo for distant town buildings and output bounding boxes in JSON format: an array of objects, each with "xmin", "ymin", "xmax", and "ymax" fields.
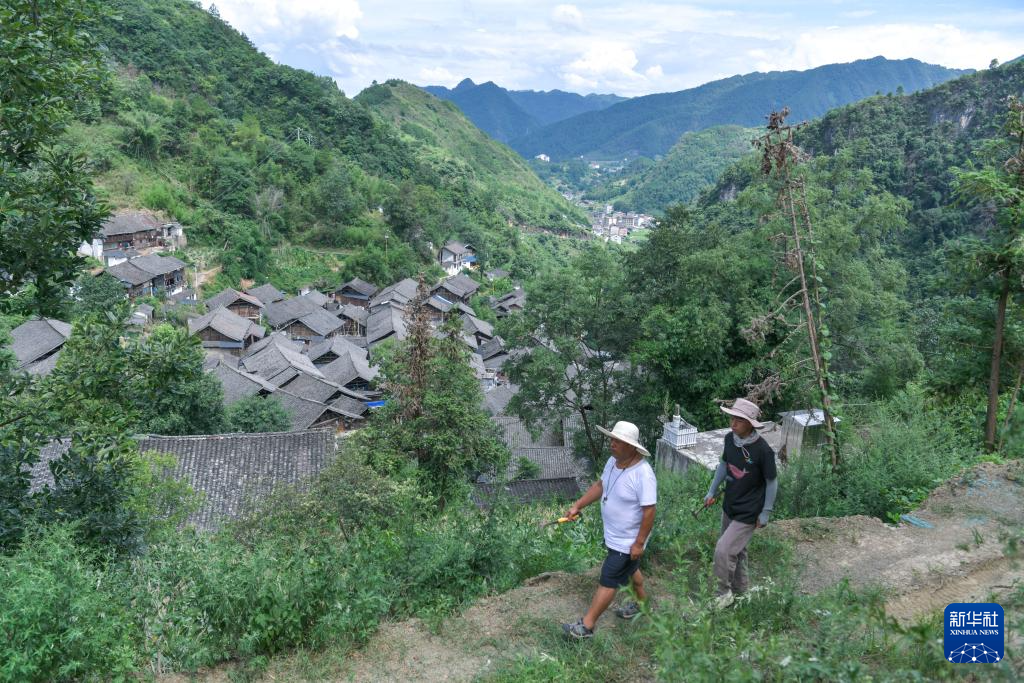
[
  {"xmin": 534, "ymin": 153, "xmax": 550, "ymax": 162},
  {"xmin": 586, "ymin": 204, "xmax": 654, "ymax": 243}
]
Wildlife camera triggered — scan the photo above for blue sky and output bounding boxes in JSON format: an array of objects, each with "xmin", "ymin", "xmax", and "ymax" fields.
[{"xmin": 206, "ymin": 1, "xmax": 1024, "ymax": 97}]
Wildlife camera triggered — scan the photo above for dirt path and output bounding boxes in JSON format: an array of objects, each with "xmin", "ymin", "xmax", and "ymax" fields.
[
  {"xmin": 162, "ymin": 462, "xmax": 1023, "ymax": 681},
  {"xmin": 771, "ymin": 461, "xmax": 1024, "ymax": 623},
  {"xmin": 337, "ymin": 568, "xmax": 658, "ymax": 682}
]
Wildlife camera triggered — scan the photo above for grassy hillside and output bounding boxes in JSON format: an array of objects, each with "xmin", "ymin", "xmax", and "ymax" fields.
[
  {"xmin": 586, "ymin": 125, "xmax": 757, "ymax": 213},
  {"xmin": 357, "ymin": 80, "xmax": 585, "ymax": 232},
  {"xmin": 512, "ymin": 57, "xmax": 971, "ymax": 161},
  {"xmin": 67, "ymin": 0, "xmax": 583, "ymax": 291}
]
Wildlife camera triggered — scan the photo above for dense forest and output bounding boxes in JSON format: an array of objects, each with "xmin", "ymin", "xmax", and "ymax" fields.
[
  {"xmin": 579, "ymin": 125, "xmax": 758, "ymax": 213},
  {"xmin": 2, "ymin": 0, "xmax": 1024, "ymax": 680}
]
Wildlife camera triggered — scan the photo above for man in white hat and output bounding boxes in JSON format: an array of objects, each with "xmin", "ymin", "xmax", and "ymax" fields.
[
  {"xmin": 561, "ymin": 420, "xmax": 657, "ymax": 639},
  {"xmin": 703, "ymin": 398, "xmax": 778, "ymax": 609}
]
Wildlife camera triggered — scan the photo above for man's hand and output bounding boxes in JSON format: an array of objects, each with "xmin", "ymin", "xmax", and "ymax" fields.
[
  {"xmin": 756, "ymin": 511, "xmax": 770, "ymax": 528},
  {"xmin": 703, "ymin": 495, "xmax": 716, "ymax": 507},
  {"xmin": 566, "ymin": 503, "xmax": 581, "ymax": 519},
  {"xmin": 630, "ymin": 541, "xmax": 645, "ymax": 561}
]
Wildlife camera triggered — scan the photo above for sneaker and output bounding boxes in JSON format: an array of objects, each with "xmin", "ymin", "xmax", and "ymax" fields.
[
  {"xmin": 713, "ymin": 591, "xmax": 735, "ymax": 611},
  {"xmin": 562, "ymin": 618, "xmax": 594, "ymax": 639},
  {"xmin": 615, "ymin": 601, "xmax": 642, "ymax": 620}
]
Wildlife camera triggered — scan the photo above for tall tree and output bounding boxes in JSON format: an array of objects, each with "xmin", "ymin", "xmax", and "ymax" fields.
[
  {"xmin": 500, "ymin": 245, "xmax": 636, "ymax": 468},
  {"xmin": 0, "ymin": 0, "xmax": 110, "ymax": 312},
  {"xmin": 952, "ymin": 97, "xmax": 1024, "ymax": 451}
]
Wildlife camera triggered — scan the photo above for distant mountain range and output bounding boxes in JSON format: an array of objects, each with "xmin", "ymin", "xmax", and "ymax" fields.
[
  {"xmin": 509, "ymin": 57, "xmax": 972, "ymax": 161},
  {"xmin": 422, "ymin": 79, "xmax": 626, "ymax": 144}
]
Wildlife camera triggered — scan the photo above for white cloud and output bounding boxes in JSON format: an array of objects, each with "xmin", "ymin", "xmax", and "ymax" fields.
[
  {"xmin": 552, "ymin": 4, "xmax": 584, "ymax": 30},
  {"xmin": 419, "ymin": 66, "xmax": 457, "ymax": 85},
  {"xmin": 208, "ymin": 0, "xmax": 362, "ymax": 40},
  {"xmin": 755, "ymin": 23, "xmax": 1021, "ymax": 72},
  {"xmin": 645, "ymin": 64, "xmax": 664, "ymax": 79}
]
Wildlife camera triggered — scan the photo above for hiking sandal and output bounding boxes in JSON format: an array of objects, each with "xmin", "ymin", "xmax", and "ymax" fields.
[
  {"xmin": 562, "ymin": 617, "xmax": 594, "ymax": 639},
  {"xmin": 614, "ymin": 601, "xmax": 642, "ymax": 620}
]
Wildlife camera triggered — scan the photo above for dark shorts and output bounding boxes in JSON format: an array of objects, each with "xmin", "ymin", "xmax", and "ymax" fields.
[{"xmin": 599, "ymin": 547, "xmax": 640, "ymax": 589}]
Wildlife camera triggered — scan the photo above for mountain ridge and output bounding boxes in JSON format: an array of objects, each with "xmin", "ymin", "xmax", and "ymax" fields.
[
  {"xmin": 511, "ymin": 56, "xmax": 973, "ymax": 160},
  {"xmin": 423, "ymin": 80, "xmax": 626, "ymax": 143}
]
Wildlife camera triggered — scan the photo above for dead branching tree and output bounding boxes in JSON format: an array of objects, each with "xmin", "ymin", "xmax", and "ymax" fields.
[{"xmin": 749, "ymin": 108, "xmax": 841, "ymax": 469}]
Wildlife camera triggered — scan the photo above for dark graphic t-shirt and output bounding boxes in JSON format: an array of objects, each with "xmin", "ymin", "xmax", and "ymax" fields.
[{"xmin": 721, "ymin": 436, "xmax": 778, "ymax": 524}]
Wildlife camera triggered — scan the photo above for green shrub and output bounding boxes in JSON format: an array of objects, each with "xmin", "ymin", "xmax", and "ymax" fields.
[{"xmin": 0, "ymin": 525, "xmax": 139, "ymax": 682}]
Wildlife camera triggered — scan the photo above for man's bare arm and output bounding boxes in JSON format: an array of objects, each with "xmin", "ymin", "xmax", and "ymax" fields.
[
  {"xmin": 567, "ymin": 480, "xmax": 603, "ymax": 517},
  {"xmin": 630, "ymin": 505, "xmax": 656, "ymax": 560}
]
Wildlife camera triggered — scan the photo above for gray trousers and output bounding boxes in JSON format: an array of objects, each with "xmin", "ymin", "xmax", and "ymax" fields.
[{"xmin": 713, "ymin": 511, "xmax": 756, "ymax": 595}]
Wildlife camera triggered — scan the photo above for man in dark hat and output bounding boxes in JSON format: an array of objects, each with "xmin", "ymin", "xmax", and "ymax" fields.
[{"xmin": 703, "ymin": 398, "xmax": 778, "ymax": 609}]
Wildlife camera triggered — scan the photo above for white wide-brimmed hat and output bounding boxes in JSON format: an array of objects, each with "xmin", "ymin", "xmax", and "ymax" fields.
[
  {"xmin": 596, "ymin": 421, "xmax": 650, "ymax": 457},
  {"xmin": 720, "ymin": 398, "xmax": 765, "ymax": 429}
]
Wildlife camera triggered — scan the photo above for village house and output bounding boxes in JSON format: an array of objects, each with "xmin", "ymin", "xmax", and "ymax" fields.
[
  {"xmin": 438, "ymin": 240, "xmax": 477, "ymax": 276},
  {"xmin": 274, "ymin": 390, "xmax": 363, "ymax": 432},
  {"xmin": 206, "ymin": 359, "xmax": 277, "ymax": 406},
  {"xmin": 336, "ymin": 304, "xmax": 369, "ymax": 336},
  {"xmin": 334, "ymin": 277, "xmax": 378, "ymax": 308},
  {"xmin": 280, "ymin": 307, "xmax": 344, "ymax": 345},
  {"xmin": 9, "ymin": 318, "xmax": 72, "ymax": 377},
  {"xmin": 461, "ymin": 314, "xmax": 495, "ymax": 346},
  {"xmin": 187, "ymin": 306, "xmax": 265, "ymax": 354},
  {"xmin": 240, "ymin": 333, "xmax": 325, "ymax": 386},
  {"xmin": 318, "ymin": 347, "xmax": 378, "ymax": 393},
  {"xmin": 245, "ymin": 283, "xmax": 286, "ymax": 305},
  {"xmin": 370, "ymin": 277, "xmax": 420, "ymax": 308},
  {"xmin": 485, "ymin": 268, "xmax": 510, "ymax": 282},
  {"xmin": 433, "ymin": 272, "xmax": 480, "ymax": 304},
  {"xmin": 205, "ymin": 288, "xmax": 265, "ymax": 323},
  {"xmin": 105, "ymin": 254, "xmax": 187, "ymax": 299},
  {"xmin": 492, "ymin": 287, "xmax": 525, "ymax": 317},
  {"xmin": 366, "ymin": 301, "xmax": 409, "ymax": 348}
]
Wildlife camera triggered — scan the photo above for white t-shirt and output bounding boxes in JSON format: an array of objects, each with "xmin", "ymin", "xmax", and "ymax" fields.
[{"xmin": 599, "ymin": 456, "xmax": 657, "ymax": 554}]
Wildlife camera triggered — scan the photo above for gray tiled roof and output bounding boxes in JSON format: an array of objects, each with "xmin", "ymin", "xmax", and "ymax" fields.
[
  {"xmin": 245, "ymin": 283, "xmax": 286, "ymax": 305},
  {"xmin": 275, "ymin": 390, "xmax": 346, "ymax": 430},
  {"xmin": 506, "ymin": 447, "xmax": 590, "ymax": 481},
  {"xmin": 107, "ymin": 254, "xmax": 186, "ymax": 285},
  {"xmin": 329, "ymin": 394, "xmax": 369, "ymax": 419},
  {"xmin": 484, "ymin": 383, "xmax": 517, "ymax": 416},
  {"xmin": 493, "ymin": 416, "xmax": 563, "ymax": 449},
  {"xmin": 477, "ymin": 337, "xmax": 506, "ymax": 361},
  {"xmin": 188, "ymin": 307, "xmax": 264, "ymax": 342},
  {"xmin": 31, "ymin": 430, "xmax": 337, "ymax": 532},
  {"xmin": 208, "ymin": 361, "xmax": 277, "ymax": 405},
  {"xmin": 370, "ymin": 278, "xmax": 420, "ymax": 306},
  {"xmin": 25, "ymin": 352, "xmax": 61, "ymax": 377},
  {"xmin": 279, "ymin": 372, "xmax": 346, "ymax": 404},
  {"xmin": 441, "ymin": 240, "xmax": 473, "ymax": 257},
  {"xmin": 101, "ymin": 210, "xmax": 162, "ymax": 237},
  {"xmin": 472, "ymin": 477, "xmax": 581, "ymax": 507},
  {"xmin": 293, "ymin": 306, "xmax": 344, "ymax": 337},
  {"xmin": 336, "ymin": 278, "xmax": 378, "ymax": 297},
  {"xmin": 307, "ymin": 336, "xmax": 367, "ymax": 365},
  {"xmin": 241, "ymin": 338, "xmax": 323, "ymax": 382},
  {"xmin": 367, "ymin": 303, "xmax": 409, "ymax": 346},
  {"xmin": 264, "ymin": 296, "xmax": 322, "ymax": 328},
  {"xmin": 434, "ymin": 273, "xmax": 480, "ymax": 300},
  {"xmin": 206, "ymin": 288, "xmax": 264, "ymax": 311},
  {"xmin": 320, "ymin": 352, "xmax": 378, "ymax": 386},
  {"xmin": 10, "ymin": 318, "xmax": 72, "ymax": 369},
  {"xmin": 302, "ymin": 290, "xmax": 329, "ymax": 307},
  {"xmin": 462, "ymin": 314, "xmax": 494, "ymax": 339},
  {"xmin": 242, "ymin": 331, "xmax": 302, "ymax": 358},
  {"xmin": 337, "ymin": 303, "xmax": 369, "ymax": 325}
]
